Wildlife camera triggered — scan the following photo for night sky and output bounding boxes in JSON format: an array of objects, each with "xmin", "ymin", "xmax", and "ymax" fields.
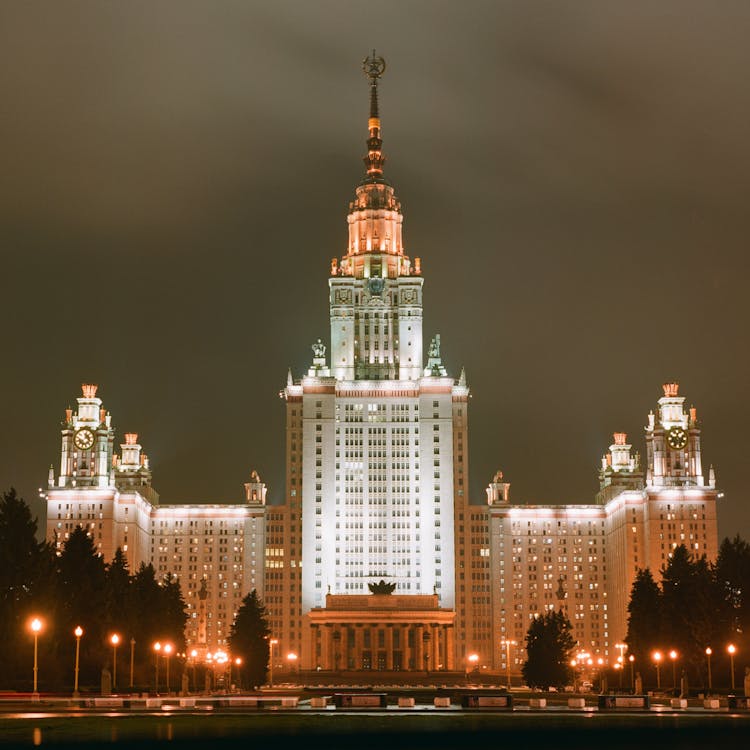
[{"xmin": 2, "ymin": 2, "xmax": 748, "ymax": 544}]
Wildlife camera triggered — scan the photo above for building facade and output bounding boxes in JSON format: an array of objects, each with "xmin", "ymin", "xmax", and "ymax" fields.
[
  {"xmin": 275, "ymin": 53, "xmax": 472, "ymax": 669},
  {"xmin": 488, "ymin": 382, "xmax": 720, "ymax": 676},
  {"xmin": 45, "ymin": 383, "xmax": 267, "ymax": 656},
  {"xmin": 42, "ymin": 57, "xmax": 722, "ymax": 678}
]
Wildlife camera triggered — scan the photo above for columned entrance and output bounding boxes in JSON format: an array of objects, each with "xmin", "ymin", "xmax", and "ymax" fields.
[{"xmin": 303, "ymin": 593, "xmax": 456, "ymax": 672}]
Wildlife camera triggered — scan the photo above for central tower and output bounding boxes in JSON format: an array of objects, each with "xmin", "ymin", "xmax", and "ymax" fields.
[
  {"xmin": 329, "ymin": 53, "xmax": 423, "ymax": 381},
  {"xmin": 279, "ymin": 55, "xmax": 470, "ymax": 671}
]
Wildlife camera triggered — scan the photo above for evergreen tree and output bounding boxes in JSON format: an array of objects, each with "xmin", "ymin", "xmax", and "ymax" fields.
[
  {"xmin": 660, "ymin": 545, "xmax": 731, "ymax": 681},
  {"xmin": 715, "ymin": 535, "xmax": 750, "ymax": 638},
  {"xmin": 104, "ymin": 548, "xmax": 131, "ymax": 634},
  {"xmin": 625, "ymin": 567, "xmax": 662, "ymax": 668},
  {"xmin": 159, "ymin": 573, "xmax": 188, "ymax": 652},
  {"xmin": 56, "ymin": 526, "xmax": 108, "ymax": 684},
  {"xmin": 0, "ymin": 488, "xmax": 47, "ymax": 686},
  {"xmin": 228, "ymin": 590, "xmax": 270, "ymax": 689},
  {"xmin": 522, "ymin": 609, "xmax": 575, "ymax": 690}
]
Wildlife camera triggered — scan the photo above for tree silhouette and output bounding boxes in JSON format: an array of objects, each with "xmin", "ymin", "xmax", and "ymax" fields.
[
  {"xmin": 228, "ymin": 590, "xmax": 270, "ymax": 689},
  {"xmin": 522, "ymin": 609, "xmax": 575, "ymax": 690}
]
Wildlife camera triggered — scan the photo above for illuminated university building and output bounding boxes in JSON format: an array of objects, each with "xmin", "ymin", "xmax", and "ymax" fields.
[
  {"xmin": 44, "ymin": 56, "xmax": 721, "ymax": 677},
  {"xmin": 45, "ymin": 384, "xmax": 268, "ymax": 653}
]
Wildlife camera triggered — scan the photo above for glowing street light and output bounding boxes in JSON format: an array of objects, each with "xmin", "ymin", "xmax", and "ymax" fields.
[
  {"xmin": 728, "ymin": 644, "xmax": 737, "ymax": 691},
  {"xmin": 73, "ymin": 626, "xmax": 83, "ymax": 698},
  {"xmin": 110, "ymin": 634, "xmax": 120, "ymax": 689},
  {"xmin": 628, "ymin": 654, "xmax": 635, "ymax": 691},
  {"xmin": 268, "ymin": 638, "xmax": 278, "ymax": 687},
  {"xmin": 652, "ymin": 651, "xmax": 662, "ymax": 689},
  {"xmin": 500, "ymin": 639, "xmax": 517, "ymax": 690},
  {"xmin": 669, "ymin": 650, "xmax": 678, "ymax": 690},
  {"xmin": 127, "ymin": 638, "xmax": 135, "ymax": 688},
  {"xmin": 190, "ymin": 649, "xmax": 198, "ymax": 692},
  {"xmin": 287, "ymin": 651, "xmax": 298, "ymax": 679},
  {"xmin": 164, "ymin": 643, "xmax": 173, "ymax": 694},
  {"xmin": 615, "ymin": 643, "xmax": 627, "ymax": 664},
  {"xmin": 234, "ymin": 657, "xmax": 242, "ymax": 692},
  {"xmin": 705, "ymin": 647, "xmax": 713, "ymax": 693},
  {"xmin": 29, "ymin": 617, "xmax": 43, "ymax": 701},
  {"xmin": 466, "ymin": 653, "xmax": 479, "ymax": 682},
  {"xmin": 153, "ymin": 642, "xmax": 161, "ymax": 695}
]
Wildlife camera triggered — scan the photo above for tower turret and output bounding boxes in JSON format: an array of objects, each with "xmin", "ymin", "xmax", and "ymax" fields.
[
  {"xmin": 329, "ymin": 52, "xmax": 423, "ymax": 381},
  {"xmin": 645, "ymin": 382, "xmax": 704, "ymax": 488},
  {"xmin": 56, "ymin": 384, "xmax": 115, "ymax": 489}
]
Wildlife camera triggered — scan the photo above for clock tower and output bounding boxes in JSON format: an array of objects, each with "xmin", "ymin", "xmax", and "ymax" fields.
[
  {"xmin": 645, "ymin": 381, "xmax": 707, "ymax": 488},
  {"xmin": 56, "ymin": 383, "xmax": 115, "ymax": 489}
]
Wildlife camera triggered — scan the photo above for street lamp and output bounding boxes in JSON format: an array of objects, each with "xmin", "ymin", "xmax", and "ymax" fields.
[
  {"xmin": 73, "ymin": 626, "xmax": 83, "ymax": 698},
  {"xmin": 705, "ymin": 647, "xmax": 713, "ymax": 693},
  {"xmin": 614, "ymin": 661, "xmax": 622, "ymax": 688},
  {"xmin": 153, "ymin": 642, "xmax": 161, "ymax": 695},
  {"xmin": 615, "ymin": 643, "xmax": 627, "ymax": 664},
  {"xmin": 269, "ymin": 638, "xmax": 278, "ymax": 687},
  {"xmin": 287, "ymin": 652, "xmax": 298, "ymax": 679},
  {"xmin": 466, "ymin": 653, "xmax": 479, "ymax": 683},
  {"xmin": 727, "ymin": 644, "xmax": 737, "ymax": 691},
  {"xmin": 130, "ymin": 638, "xmax": 136, "ymax": 689},
  {"xmin": 190, "ymin": 649, "xmax": 198, "ymax": 693},
  {"xmin": 110, "ymin": 634, "xmax": 120, "ymax": 690},
  {"xmin": 234, "ymin": 657, "xmax": 242, "ymax": 692},
  {"xmin": 652, "ymin": 651, "xmax": 662, "ymax": 690},
  {"xmin": 669, "ymin": 650, "xmax": 678, "ymax": 691},
  {"xmin": 628, "ymin": 655, "xmax": 635, "ymax": 691},
  {"xmin": 597, "ymin": 658, "xmax": 604, "ymax": 693},
  {"xmin": 29, "ymin": 617, "xmax": 43, "ymax": 701},
  {"xmin": 570, "ymin": 659, "xmax": 579, "ymax": 693},
  {"xmin": 500, "ymin": 639, "xmax": 517, "ymax": 690},
  {"xmin": 164, "ymin": 643, "xmax": 173, "ymax": 694}
]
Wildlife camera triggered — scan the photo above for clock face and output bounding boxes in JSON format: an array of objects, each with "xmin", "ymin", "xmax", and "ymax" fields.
[
  {"xmin": 74, "ymin": 428, "xmax": 95, "ymax": 451},
  {"xmin": 666, "ymin": 426, "xmax": 688, "ymax": 451}
]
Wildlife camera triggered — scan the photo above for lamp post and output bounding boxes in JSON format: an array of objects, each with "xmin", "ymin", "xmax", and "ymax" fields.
[
  {"xmin": 500, "ymin": 639, "xmax": 517, "ymax": 690},
  {"xmin": 287, "ymin": 652, "xmax": 298, "ymax": 681},
  {"xmin": 269, "ymin": 638, "xmax": 278, "ymax": 687},
  {"xmin": 130, "ymin": 638, "xmax": 136, "ymax": 689},
  {"xmin": 597, "ymin": 658, "xmax": 605, "ymax": 693},
  {"xmin": 110, "ymin": 634, "xmax": 120, "ymax": 690},
  {"xmin": 628, "ymin": 655, "xmax": 635, "ymax": 691},
  {"xmin": 234, "ymin": 657, "xmax": 242, "ymax": 692},
  {"xmin": 669, "ymin": 650, "xmax": 678, "ymax": 691},
  {"xmin": 30, "ymin": 617, "xmax": 43, "ymax": 702},
  {"xmin": 73, "ymin": 626, "xmax": 83, "ymax": 698},
  {"xmin": 190, "ymin": 649, "xmax": 198, "ymax": 693},
  {"xmin": 615, "ymin": 643, "xmax": 627, "ymax": 664},
  {"xmin": 164, "ymin": 643, "xmax": 173, "ymax": 694},
  {"xmin": 614, "ymin": 662, "xmax": 622, "ymax": 688},
  {"xmin": 153, "ymin": 642, "xmax": 161, "ymax": 695},
  {"xmin": 570, "ymin": 659, "xmax": 579, "ymax": 693},
  {"xmin": 705, "ymin": 647, "xmax": 712, "ymax": 693},
  {"xmin": 728, "ymin": 644, "xmax": 737, "ymax": 691},
  {"xmin": 652, "ymin": 651, "xmax": 662, "ymax": 690},
  {"xmin": 466, "ymin": 653, "xmax": 479, "ymax": 683}
]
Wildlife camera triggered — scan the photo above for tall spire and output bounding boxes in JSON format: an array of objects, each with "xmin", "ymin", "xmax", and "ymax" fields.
[{"xmin": 362, "ymin": 50, "xmax": 387, "ymax": 182}]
